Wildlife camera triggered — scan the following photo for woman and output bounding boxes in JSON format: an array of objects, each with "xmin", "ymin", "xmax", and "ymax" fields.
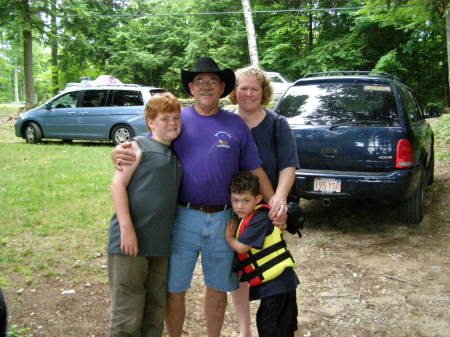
[{"xmin": 228, "ymin": 66, "xmax": 299, "ymax": 337}]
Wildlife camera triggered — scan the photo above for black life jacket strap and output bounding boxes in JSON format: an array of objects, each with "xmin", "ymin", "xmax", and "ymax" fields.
[
  {"xmin": 240, "ymin": 251, "xmax": 293, "ymax": 282},
  {"xmin": 234, "ymin": 240, "xmax": 287, "ymax": 271}
]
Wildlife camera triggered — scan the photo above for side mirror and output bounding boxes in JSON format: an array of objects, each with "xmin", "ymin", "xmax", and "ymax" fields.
[
  {"xmin": 44, "ymin": 103, "xmax": 51, "ymax": 110},
  {"xmin": 426, "ymin": 106, "xmax": 442, "ymax": 118}
]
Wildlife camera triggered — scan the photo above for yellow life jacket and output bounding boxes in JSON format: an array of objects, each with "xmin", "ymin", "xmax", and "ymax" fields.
[{"xmin": 235, "ymin": 204, "xmax": 296, "ymax": 287}]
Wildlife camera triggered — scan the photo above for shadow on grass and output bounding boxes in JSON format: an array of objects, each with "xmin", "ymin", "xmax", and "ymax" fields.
[{"xmin": 23, "ymin": 139, "xmax": 116, "ymax": 147}]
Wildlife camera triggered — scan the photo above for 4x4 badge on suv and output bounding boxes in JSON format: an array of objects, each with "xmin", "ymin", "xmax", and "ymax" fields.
[{"xmin": 321, "ymin": 147, "xmax": 338, "ymax": 156}]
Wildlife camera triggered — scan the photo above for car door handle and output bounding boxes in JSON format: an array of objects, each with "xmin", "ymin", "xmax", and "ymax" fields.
[
  {"xmin": 66, "ymin": 111, "xmax": 76, "ymax": 114},
  {"xmin": 79, "ymin": 111, "xmax": 88, "ymax": 115}
]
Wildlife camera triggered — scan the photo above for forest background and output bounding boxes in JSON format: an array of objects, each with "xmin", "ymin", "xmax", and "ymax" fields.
[{"xmin": 0, "ymin": 0, "xmax": 449, "ymax": 109}]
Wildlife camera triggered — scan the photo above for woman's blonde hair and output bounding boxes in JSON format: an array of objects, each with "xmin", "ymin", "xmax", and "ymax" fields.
[{"xmin": 228, "ymin": 66, "xmax": 273, "ymax": 106}]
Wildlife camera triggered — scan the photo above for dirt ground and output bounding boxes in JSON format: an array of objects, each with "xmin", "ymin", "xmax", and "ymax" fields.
[{"xmin": 2, "ymin": 112, "xmax": 449, "ymax": 336}]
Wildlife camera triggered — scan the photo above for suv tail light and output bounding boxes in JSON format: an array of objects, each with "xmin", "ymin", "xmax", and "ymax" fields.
[{"xmin": 396, "ymin": 139, "xmax": 414, "ymax": 168}]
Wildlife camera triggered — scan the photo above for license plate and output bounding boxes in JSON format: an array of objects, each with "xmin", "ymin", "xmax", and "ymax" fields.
[{"xmin": 314, "ymin": 178, "xmax": 341, "ymax": 193}]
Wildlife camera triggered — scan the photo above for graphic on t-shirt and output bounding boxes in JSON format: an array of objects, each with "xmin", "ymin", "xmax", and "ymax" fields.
[{"xmin": 215, "ymin": 131, "xmax": 232, "ymax": 149}]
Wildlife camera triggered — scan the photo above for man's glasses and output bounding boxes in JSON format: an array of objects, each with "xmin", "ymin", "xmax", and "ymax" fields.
[{"xmin": 192, "ymin": 79, "xmax": 221, "ymax": 87}]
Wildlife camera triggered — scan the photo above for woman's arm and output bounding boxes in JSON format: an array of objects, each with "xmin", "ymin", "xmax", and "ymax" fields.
[
  {"xmin": 271, "ymin": 167, "xmax": 296, "ymax": 204},
  {"xmin": 250, "ymin": 167, "xmax": 287, "ymax": 221}
]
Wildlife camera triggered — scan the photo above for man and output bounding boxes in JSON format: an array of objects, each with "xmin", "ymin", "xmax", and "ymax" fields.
[{"xmin": 113, "ymin": 56, "xmax": 283, "ymax": 337}]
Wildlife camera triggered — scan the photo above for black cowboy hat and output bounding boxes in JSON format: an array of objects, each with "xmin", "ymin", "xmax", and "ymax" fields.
[{"xmin": 181, "ymin": 56, "xmax": 235, "ymax": 98}]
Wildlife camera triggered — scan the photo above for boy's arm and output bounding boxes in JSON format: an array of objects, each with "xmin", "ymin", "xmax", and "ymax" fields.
[
  {"xmin": 111, "ymin": 141, "xmax": 142, "ymax": 256},
  {"xmin": 225, "ymin": 218, "xmax": 252, "ymax": 254}
]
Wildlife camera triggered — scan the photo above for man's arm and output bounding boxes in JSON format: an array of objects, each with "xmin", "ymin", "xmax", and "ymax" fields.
[
  {"xmin": 249, "ymin": 167, "xmax": 274, "ymax": 203},
  {"xmin": 112, "ymin": 142, "xmax": 137, "ymax": 170},
  {"xmin": 111, "ymin": 141, "xmax": 142, "ymax": 256}
]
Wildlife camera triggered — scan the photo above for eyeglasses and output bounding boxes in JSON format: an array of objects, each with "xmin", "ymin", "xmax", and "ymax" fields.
[{"xmin": 192, "ymin": 79, "xmax": 221, "ymax": 87}]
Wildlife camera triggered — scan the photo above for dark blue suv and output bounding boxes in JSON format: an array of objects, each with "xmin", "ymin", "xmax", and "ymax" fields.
[{"xmin": 275, "ymin": 71, "xmax": 441, "ymax": 224}]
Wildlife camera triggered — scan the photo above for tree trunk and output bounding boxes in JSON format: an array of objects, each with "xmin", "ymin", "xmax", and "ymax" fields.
[
  {"xmin": 14, "ymin": 59, "xmax": 20, "ymax": 103},
  {"xmin": 446, "ymin": 10, "xmax": 450, "ymax": 95},
  {"xmin": 50, "ymin": 0, "xmax": 59, "ymax": 94},
  {"xmin": 241, "ymin": 0, "xmax": 259, "ymax": 66},
  {"xmin": 308, "ymin": 11, "xmax": 313, "ymax": 51},
  {"xmin": 22, "ymin": 0, "xmax": 36, "ymax": 108}
]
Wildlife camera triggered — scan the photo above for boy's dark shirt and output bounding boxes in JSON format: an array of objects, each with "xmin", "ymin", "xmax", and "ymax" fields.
[{"xmin": 236, "ymin": 208, "xmax": 299, "ymax": 301}]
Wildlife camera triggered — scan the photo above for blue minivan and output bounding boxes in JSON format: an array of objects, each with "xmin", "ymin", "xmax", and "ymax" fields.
[
  {"xmin": 15, "ymin": 85, "xmax": 165, "ymax": 145},
  {"xmin": 275, "ymin": 71, "xmax": 441, "ymax": 224}
]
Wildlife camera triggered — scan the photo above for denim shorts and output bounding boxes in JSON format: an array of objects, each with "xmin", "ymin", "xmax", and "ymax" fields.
[{"xmin": 167, "ymin": 205, "xmax": 239, "ymax": 293}]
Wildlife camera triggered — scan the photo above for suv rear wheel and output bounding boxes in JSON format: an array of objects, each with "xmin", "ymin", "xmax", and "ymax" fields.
[
  {"xmin": 111, "ymin": 124, "xmax": 135, "ymax": 145},
  {"xmin": 399, "ymin": 170, "xmax": 425, "ymax": 225}
]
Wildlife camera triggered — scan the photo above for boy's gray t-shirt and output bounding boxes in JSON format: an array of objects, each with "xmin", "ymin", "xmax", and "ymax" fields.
[{"xmin": 108, "ymin": 136, "xmax": 183, "ymax": 257}]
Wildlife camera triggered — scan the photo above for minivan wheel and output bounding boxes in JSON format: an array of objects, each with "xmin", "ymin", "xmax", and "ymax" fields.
[
  {"xmin": 24, "ymin": 122, "xmax": 43, "ymax": 144},
  {"xmin": 399, "ymin": 170, "xmax": 424, "ymax": 225},
  {"xmin": 111, "ymin": 125, "xmax": 134, "ymax": 145}
]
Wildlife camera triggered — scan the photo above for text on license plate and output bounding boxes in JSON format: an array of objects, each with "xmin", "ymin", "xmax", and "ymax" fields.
[{"xmin": 314, "ymin": 178, "xmax": 341, "ymax": 193}]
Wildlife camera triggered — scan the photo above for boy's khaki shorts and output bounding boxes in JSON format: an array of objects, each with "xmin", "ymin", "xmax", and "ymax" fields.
[{"xmin": 108, "ymin": 254, "xmax": 168, "ymax": 337}]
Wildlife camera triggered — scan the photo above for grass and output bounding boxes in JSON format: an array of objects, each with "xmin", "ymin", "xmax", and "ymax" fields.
[
  {"xmin": 0, "ymin": 121, "xmax": 115, "ymax": 286},
  {"xmin": 432, "ymin": 114, "xmax": 450, "ymax": 162},
  {"xmin": 6, "ymin": 324, "xmax": 32, "ymax": 337}
]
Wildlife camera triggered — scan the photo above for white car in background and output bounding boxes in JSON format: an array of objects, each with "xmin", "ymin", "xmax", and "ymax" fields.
[{"xmin": 266, "ymin": 72, "xmax": 292, "ymax": 99}]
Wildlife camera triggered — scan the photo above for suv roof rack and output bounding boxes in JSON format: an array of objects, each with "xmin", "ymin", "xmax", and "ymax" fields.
[
  {"xmin": 304, "ymin": 71, "xmax": 397, "ymax": 80},
  {"xmin": 89, "ymin": 83, "xmax": 141, "ymax": 87}
]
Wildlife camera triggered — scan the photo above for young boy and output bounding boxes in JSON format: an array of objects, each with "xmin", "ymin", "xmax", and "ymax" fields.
[
  {"xmin": 107, "ymin": 92, "xmax": 183, "ymax": 337},
  {"xmin": 226, "ymin": 171, "xmax": 300, "ymax": 337}
]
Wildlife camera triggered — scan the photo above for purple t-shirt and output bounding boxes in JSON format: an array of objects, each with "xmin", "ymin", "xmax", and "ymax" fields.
[{"xmin": 173, "ymin": 105, "xmax": 262, "ymax": 206}]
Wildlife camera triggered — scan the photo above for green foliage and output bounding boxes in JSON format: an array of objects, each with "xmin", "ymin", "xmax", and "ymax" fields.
[
  {"xmin": 433, "ymin": 114, "xmax": 450, "ymax": 162},
  {"xmin": 0, "ymin": 0, "xmax": 448, "ymax": 104},
  {"xmin": 373, "ymin": 50, "xmax": 407, "ymax": 76},
  {"xmin": 7, "ymin": 324, "xmax": 32, "ymax": 337}
]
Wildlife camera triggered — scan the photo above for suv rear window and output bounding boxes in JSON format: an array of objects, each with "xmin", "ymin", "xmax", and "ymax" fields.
[
  {"xmin": 111, "ymin": 90, "xmax": 144, "ymax": 106},
  {"xmin": 277, "ymin": 82, "xmax": 398, "ymax": 125}
]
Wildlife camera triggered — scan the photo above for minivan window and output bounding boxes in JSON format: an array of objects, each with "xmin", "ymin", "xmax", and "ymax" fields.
[
  {"xmin": 277, "ymin": 83, "xmax": 398, "ymax": 125},
  {"xmin": 111, "ymin": 90, "xmax": 144, "ymax": 106},
  {"xmin": 51, "ymin": 91, "xmax": 78, "ymax": 109},
  {"xmin": 80, "ymin": 90, "xmax": 108, "ymax": 107}
]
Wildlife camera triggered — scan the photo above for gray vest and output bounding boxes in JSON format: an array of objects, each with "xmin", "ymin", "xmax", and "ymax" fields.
[{"xmin": 108, "ymin": 136, "xmax": 183, "ymax": 256}]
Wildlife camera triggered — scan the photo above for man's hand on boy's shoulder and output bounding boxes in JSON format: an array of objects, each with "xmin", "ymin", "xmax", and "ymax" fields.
[{"xmin": 112, "ymin": 142, "xmax": 137, "ymax": 170}]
